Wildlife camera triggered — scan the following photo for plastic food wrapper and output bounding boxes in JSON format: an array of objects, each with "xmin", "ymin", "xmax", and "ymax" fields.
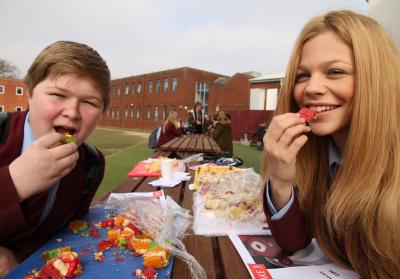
[
  {"xmin": 103, "ymin": 191, "xmax": 206, "ymax": 279},
  {"xmin": 192, "ymin": 166, "xmax": 269, "ymax": 236}
]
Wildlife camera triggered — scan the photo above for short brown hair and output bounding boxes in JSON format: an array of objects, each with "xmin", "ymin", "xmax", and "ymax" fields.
[{"xmin": 24, "ymin": 41, "xmax": 111, "ymax": 110}]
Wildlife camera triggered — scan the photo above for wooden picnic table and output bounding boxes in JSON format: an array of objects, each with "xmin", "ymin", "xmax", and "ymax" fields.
[
  {"xmin": 96, "ymin": 155, "xmax": 251, "ymax": 279},
  {"xmin": 159, "ymin": 134, "xmax": 221, "ymax": 154}
]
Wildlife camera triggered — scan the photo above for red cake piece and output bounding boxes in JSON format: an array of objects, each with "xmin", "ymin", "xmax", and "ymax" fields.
[{"xmin": 298, "ymin": 108, "xmax": 316, "ymax": 121}]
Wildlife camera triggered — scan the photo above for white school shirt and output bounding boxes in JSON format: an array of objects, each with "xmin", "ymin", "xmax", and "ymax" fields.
[{"xmin": 22, "ymin": 112, "xmax": 59, "ymax": 225}]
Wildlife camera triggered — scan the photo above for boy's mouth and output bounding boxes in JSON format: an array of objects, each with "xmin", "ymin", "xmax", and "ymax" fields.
[{"xmin": 54, "ymin": 126, "xmax": 77, "ymax": 136}]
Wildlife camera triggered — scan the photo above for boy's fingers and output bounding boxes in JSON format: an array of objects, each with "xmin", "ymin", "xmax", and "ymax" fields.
[{"xmin": 36, "ymin": 133, "xmax": 66, "ymax": 148}]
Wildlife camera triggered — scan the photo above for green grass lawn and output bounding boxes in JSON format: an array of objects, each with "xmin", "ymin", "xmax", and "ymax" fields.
[{"xmin": 87, "ymin": 127, "xmax": 263, "ymax": 201}]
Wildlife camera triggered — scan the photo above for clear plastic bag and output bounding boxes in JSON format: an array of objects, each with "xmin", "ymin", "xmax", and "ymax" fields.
[
  {"xmin": 192, "ymin": 167, "xmax": 269, "ymax": 236},
  {"xmin": 104, "ymin": 191, "xmax": 206, "ymax": 279}
]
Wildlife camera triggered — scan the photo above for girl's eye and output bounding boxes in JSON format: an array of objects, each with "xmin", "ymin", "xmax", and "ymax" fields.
[
  {"xmin": 295, "ymin": 73, "xmax": 309, "ymax": 82},
  {"xmin": 327, "ymin": 69, "xmax": 346, "ymax": 77}
]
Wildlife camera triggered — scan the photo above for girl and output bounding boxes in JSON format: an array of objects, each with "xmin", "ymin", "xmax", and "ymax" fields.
[
  {"xmin": 211, "ymin": 111, "xmax": 233, "ymax": 155},
  {"xmin": 157, "ymin": 110, "xmax": 182, "ymax": 148},
  {"xmin": 262, "ymin": 10, "xmax": 400, "ymax": 279}
]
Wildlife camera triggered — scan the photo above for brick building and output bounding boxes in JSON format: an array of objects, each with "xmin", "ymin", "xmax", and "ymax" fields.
[
  {"xmin": 0, "ymin": 78, "xmax": 29, "ymax": 112},
  {"xmin": 99, "ymin": 67, "xmax": 252, "ymax": 130}
]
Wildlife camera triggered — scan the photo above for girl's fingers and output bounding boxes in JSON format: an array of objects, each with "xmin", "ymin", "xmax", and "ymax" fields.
[
  {"xmin": 279, "ymin": 124, "xmax": 311, "ymax": 147},
  {"xmin": 265, "ymin": 113, "xmax": 305, "ymax": 145}
]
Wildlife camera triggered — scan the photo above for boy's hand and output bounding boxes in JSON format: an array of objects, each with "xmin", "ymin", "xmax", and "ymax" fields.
[
  {"xmin": 263, "ymin": 113, "xmax": 311, "ymax": 209},
  {"xmin": 9, "ymin": 132, "xmax": 79, "ymax": 201},
  {"xmin": 0, "ymin": 246, "xmax": 18, "ymax": 277}
]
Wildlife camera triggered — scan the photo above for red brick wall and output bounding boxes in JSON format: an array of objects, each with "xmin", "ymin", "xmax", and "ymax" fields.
[
  {"xmin": 208, "ymin": 73, "xmax": 250, "ymax": 113},
  {"xmin": 0, "ymin": 78, "xmax": 29, "ymax": 112},
  {"xmin": 99, "ymin": 67, "xmax": 230, "ymax": 131}
]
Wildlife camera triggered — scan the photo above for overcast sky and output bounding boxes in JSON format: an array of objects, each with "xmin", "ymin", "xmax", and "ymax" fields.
[{"xmin": 0, "ymin": 0, "xmax": 368, "ymax": 79}]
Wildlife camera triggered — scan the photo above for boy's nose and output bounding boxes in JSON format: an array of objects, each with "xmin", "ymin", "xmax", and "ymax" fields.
[{"xmin": 62, "ymin": 100, "xmax": 81, "ymax": 119}]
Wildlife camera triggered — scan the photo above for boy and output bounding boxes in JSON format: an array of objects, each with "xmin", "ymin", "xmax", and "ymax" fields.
[{"xmin": 0, "ymin": 41, "xmax": 110, "ymax": 277}]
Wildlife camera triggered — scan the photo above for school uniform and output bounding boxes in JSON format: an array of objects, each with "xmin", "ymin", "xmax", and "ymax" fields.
[{"xmin": 0, "ymin": 111, "xmax": 104, "ymax": 260}]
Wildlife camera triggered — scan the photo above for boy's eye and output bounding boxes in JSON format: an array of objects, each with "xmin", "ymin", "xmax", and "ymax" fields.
[{"xmin": 50, "ymin": 93, "xmax": 65, "ymax": 98}]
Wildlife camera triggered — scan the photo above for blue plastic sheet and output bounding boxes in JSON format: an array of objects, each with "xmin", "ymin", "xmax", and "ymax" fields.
[{"xmin": 7, "ymin": 208, "xmax": 173, "ymax": 278}]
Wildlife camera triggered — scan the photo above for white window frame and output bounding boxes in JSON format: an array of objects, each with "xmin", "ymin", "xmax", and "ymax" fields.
[
  {"xmin": 0, "ymin": 85, "xmax": 4, "ymax": 94},
  {"xmin": 154, "ymin": 106, "xmax": 159, "ymax": 120},
  {"xmin": 125, "ymin": 84, "xmax": 129, "ymax": 96},
  {"xmin": 16, "ymin": 87, "xmax": 23, "ymax": 95},
  {"xmin": 0, "ymin": 105, "xmax": 4, "ymax": 112},
  {"xmin": 137, "ymin": 82, "xmax": 142, "ymax": 95},
  {"xmin": 163, "ymin": 78, "xmax": 168, "ymax": 92},
  {"xmin": 172, "ymin": 77, "xmax": 177, "ymax": 91},
  {"xmin": 155, "ymin": 80, "xmax": 160, "ymax": 94},
  {"xmin": 148, "ymin": 80, "xmax": 153, "ymax": 95},
  {"xmin": 146, "ymin": 106, "xmax": 151, "ymax": 119},
  {"xmin": 16, "ymin": 106, "xmax": 23, "ymax": 111}
]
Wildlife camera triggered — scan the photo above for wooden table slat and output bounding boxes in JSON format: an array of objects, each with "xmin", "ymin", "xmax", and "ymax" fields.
[
  {"xmin": 217, "ymin": 236, "xmax": 251, "ymax": 279},
  {"xmin": 160, "ymin": 137, "xmax": 182, "ymax": 150}
]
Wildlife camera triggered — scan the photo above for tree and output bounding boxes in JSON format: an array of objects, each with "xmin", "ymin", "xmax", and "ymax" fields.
[{"xmin": 0, "ymin": 58, "xmax": 20, "ymax": 78}]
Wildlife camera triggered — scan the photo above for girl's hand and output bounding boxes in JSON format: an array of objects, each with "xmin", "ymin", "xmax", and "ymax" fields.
[
  {"xmin": 9, "ymin": 132, "xmax": 79, "ymax": 201},
  {"xmin": 0, "ymin": 246, "xmax": 18, "ymax": 277},
  {"xmin": 263, "ymin": 113, "xmax": 311, "ymax": 209}
]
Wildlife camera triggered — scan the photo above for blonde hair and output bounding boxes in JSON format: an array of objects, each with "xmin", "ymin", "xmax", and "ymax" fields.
[
  {"xmin": 263, "ymin": 10, "xmax": 400, "ymax": 278},
  {"xmin": 216, "ymin": 111, "xmax": 230, "ymax": 125},
  {"xmin": 24, "ymin": 41, "xmax": 111, "ymax": 111},
  {"xmin": 163, "ymin": 110, "xmax": 180, "ymax": 133}
]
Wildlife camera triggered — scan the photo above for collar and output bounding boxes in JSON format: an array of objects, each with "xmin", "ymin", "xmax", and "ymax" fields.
[
  {"xmin": 22, "ymin": 112, "xmax": 36, "ymax": 153},
  {"xmin": 328, "ymin": 138, "xmax": 342, "ymax": 178}
]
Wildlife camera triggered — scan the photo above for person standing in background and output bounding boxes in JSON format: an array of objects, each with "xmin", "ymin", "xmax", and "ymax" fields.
[
  {"xmin": 211, "ymin": 111, "xmax": 233, "ymax": 155},
  {"xmin": 187, "ymin": 102, "xmax": 206, "ymax": 134}
]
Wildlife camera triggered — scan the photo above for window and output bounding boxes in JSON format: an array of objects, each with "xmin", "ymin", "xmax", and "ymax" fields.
[
  {"xmin": 154, "ymin": 106, "xmax": 159, "ymax": 120},
  {"xmin": 172, "ymin": 77, "xmax": 177, "ymax": 91},
  {"xmin": 0, "ymin": 85, "xmax": 4, "ymax": 94},
  {"xmin": 137, "ymin": 82, "xmax": 141, "ymax": 95},
  {"xmin": 117, "ymin": 85, "xmax": 121, "ymax": 96},
  {"xmin": 155, "ymin": 80, "xmax": 160, "ymax": 94},
  {"xmin": 16, "ymin": 87, "xmax": 23, "ymax": 95},
  {"xmin": 170, "ymin": 105, "xmax": 176, "ymax": 112},
  {"xmin": 146, "ymin": 106, "xmax": 152, "ymax": 119},
  {"xmin": 125, "ymin": 84, "xmax": 129, "ymax": 96},
  {"xmin": 148, "ymin": 80, "xmax": 153, "ymax": 95},
  {"xmin": 162, "ymin": 106, "xmax": 167, "ymax": 120},
  {"xmin": 0, "ymin": 106, "xmax": 4, "ymax": 112},
  {"xmin": 111, "ymin": 108, "xmax": 115, "ymax": 119},
  {"xmin": 163, "ymin": 78, "xmax": 168, "ymax": 92},
  {"xmin": 131, "ymin": 82, "xmax": 135, "ymax": 95},
  {"xmin": 135, "ymin": 107, "xmax": 140, "ymax": 119},
  {"xmin": 124, "ymin": 107, "xmax": 129, "ymax": 118},
  {"xmin": 16, "ymin": 107, "xmax": 23, "ymax": 112},
  {"xmin": 130, "ymin": 108, "xmax": 134, "ymax": 119},
  {"xmin": 195, "ymin": 82, "xmax": 209, "ymax": 114}
]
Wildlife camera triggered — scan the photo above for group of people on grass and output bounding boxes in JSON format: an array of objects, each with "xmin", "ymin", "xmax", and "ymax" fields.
[{"xmin": 1, "ymin": 10, "xmax": 400, "ymax": 279}]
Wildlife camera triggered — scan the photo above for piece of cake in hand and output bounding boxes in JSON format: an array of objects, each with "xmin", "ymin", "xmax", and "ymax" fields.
[{"xmin": 298, "ymin": 108, "xmax": 316, "ymax": 121}]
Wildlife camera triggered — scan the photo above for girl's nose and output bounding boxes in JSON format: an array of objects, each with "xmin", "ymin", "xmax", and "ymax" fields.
[{"xmin": 304, "ymin": 74, "xmax": 327, "ymax": 96}]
